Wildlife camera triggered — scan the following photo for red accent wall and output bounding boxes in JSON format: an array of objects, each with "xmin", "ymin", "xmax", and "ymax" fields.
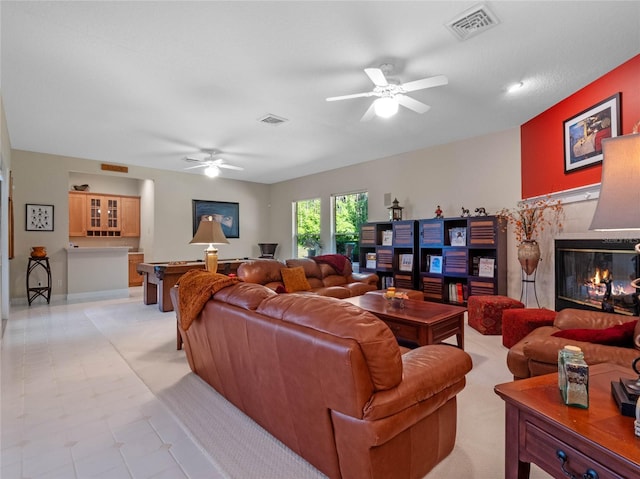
[{"xmin": 521, "ymin": 54, "xmax": 640, "ymax": 198}]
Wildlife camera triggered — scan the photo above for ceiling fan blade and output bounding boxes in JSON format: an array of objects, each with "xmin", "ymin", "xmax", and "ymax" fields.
[
  {"xmin": 360, "ymin": 101, "xmax": 377, "ymax": 122},
  {"xmin": 184, "ymin": 164, "xmax": 208, "ymax": 170},
  {"xmin": 396, "ymin": 94, "xmax": 431, "ymax": 114},
  {"xmin": 217, "ymin": 163, "xmax": 244, "ymax": 171},
  {"xmin": 364, "ymin": 68, "xmax": 388, "ymax": 87},
  {"xmin": 326, "ymin": 92, "xmax": 374, "ymax": 102},
  {"xmin": 185, "ymin": 156, "xmax": 207, "ymax": 162},
  {"xmin": 401, "ymin": 75, "xmax": 448, "ymax": 92}
]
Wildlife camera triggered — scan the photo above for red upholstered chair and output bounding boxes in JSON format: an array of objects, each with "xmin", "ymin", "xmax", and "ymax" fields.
[
  {"xmin": 501, "ymin": 308, "xmax": 557, "ymax": 348},
  {"xmin": 468, "ymin": 295, "xmax": 524, "ymax": 335}
]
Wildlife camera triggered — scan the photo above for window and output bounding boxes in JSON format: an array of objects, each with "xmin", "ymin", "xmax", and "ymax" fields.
[
  {"xmin": 333, "ymin": 192, "xmax": 368, "ymax": 263},
  {"xmin": 294, "ymin": 198, "xmax": 321, "ymax": 258}
]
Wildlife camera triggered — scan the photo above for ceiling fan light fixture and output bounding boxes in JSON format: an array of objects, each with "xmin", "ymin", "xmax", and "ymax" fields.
[
  {"xmin": 204, "ymin": 165, "xmax": 220, "ymax": 178},
  {"xmin": 374, "ymin": 97, "xmax": 399, "ymax": 118}
]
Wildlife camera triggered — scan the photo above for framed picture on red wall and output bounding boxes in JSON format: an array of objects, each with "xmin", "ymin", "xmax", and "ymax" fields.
[{"xmin": 563, "ymin": 92, "xmax": 620, "ymax": 173}]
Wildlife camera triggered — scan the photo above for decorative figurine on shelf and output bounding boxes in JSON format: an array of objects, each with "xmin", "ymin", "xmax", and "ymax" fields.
[
  {"xmin": 460, "ymin": 207, "xmax": 470, "ymax": 217},
  {"xmin": 435, "ymin": 205, "xmax": 443, "ymax": 219},
  {"xmin": 474, "ymin": 207, "xmax": 487, "ymax": 216},
  {"xmin": 388, "ymin": 198, "xmax": 404, "ymax": 221}
]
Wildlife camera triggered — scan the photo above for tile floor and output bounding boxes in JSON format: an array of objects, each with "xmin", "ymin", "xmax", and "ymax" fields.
[{"xmin": 1, "ymin": 288, "xmax": 222, "ymax": 479}]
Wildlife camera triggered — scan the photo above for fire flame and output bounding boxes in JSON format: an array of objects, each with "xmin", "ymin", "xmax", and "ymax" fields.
[{"xmin": 592, "ymin": 268, "xmax": 610, "ymax": 284}]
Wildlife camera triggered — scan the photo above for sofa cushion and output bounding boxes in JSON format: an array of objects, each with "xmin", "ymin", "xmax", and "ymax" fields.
[
  {"xmin": 256, "ymin": 294, "xmax": 402, "ymax": 391},
  {"xmin": 281, "ymin": 266, "xmax": 312, "ymax": 293},
  {"xmin": 212, "ymin": 281, "xmax": 277, "ymax": 309},
  {"xmin": 552, "ymin": 319, "xmax": 638, "ymax": 347},
  {"xmin": 554, "ymin": 308, "xmax": 632, "ymax": 330},
  {"xmin": 237, "ymin": 259, "xmax": 285, "ymax": 284}
]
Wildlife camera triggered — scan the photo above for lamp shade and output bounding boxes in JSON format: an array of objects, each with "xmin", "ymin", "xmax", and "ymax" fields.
[
  {"xmin": 190, "ymin": 217, "xmax": 230, "ymax": 245},
  {"xmin": 589, "ymin": 134, "xmax": 640, "ymax": 231}
]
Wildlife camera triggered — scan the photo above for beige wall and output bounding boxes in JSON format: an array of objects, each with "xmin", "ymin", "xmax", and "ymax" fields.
[
  {"xmin": 9, "ymin": 126, "xmax": 638, "ymax": 309},
  {"xmin": 10, "ymin": 150, "xmax": 270, "ymax": 301},
  {"xmin": 268, "ymin": 127, "xmax": 637, "ymax": 309}
]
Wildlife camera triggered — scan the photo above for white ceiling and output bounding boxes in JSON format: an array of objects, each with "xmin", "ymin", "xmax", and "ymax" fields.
[{"xmin": 2, "ymin": 1, "xmax": 639, "ymax": 184}]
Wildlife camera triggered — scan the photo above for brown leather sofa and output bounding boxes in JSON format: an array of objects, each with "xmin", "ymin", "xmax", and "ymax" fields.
[
  {"xmin": 172, "ymin": 281, "xmax": 473, "ymax": 479},
  {"xmin": 237, "ymin": 257, "xmax": 378, "ymax": 298},
  {"xmin": 507, "ymin": 308, "xmax": 640, "ymax": 379}
]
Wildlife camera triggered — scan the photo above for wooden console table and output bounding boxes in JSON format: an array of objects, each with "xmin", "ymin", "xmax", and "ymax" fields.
[{"xmin": 495, "ymin": 363, "xmax": 640, "ymax": 479}]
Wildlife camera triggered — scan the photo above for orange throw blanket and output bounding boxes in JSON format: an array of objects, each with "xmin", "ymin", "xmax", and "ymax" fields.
[{"xmin": 176, "ymin": 270, "xmax": 239, "ymax": 331}]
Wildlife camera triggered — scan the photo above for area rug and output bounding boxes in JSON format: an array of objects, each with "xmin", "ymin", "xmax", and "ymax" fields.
[
  {"xmin": 86, "ymin": 297, "xmax": 326, "ymax": 479},
  {"xmin": 86, "ymin": 294, "xmax": 551, "ymax": 479}
]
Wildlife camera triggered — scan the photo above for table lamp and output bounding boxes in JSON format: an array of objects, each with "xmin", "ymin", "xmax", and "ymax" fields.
[
  {"xmin": 589, "ymin": 121, "xmax": 640, "ymax": 414},
  {"xmin": 190, "ymin": 216, "xmax": 229, "ymax": 273}
]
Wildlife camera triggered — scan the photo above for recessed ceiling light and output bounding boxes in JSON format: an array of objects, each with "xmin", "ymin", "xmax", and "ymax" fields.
[{"xmin": 507, "ymin": 81, "xmax": 524, "ymax": 93}]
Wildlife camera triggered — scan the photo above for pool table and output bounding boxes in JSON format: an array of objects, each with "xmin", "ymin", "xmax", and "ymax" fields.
[{"xmin": 136, "ymin": 258, "xmax": 250, "ymax": 312}]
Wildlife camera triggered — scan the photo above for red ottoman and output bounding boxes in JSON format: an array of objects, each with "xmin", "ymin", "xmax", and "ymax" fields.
[
  {"xmin": 468, "ymin": 295, "xmax": 524, "ymax": 335},
  {"xmin": 501, "ymin": 308, "xmax": 557, "ymax": 348}
]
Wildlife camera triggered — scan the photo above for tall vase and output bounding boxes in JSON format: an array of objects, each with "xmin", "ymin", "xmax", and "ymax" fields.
[{"xmin": 517, "ymin": 240, "xmax": 541, "ymax": 275}]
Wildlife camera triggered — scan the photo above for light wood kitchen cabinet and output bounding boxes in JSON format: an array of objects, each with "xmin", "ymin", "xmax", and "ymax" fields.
[
  {"xmin": 69, "ymin": 192, "xmax": 140, "ymax": 237},
  {"xmin": 121, "ymin": 196, "xmax": 140, "ymax": 237},
  {"xmin": 69, "ymin": 192, "xmax": 87, "ymax": 237},
  {"xmin": 128, "ymin": 253, "xmax": 144, "ymax": 286},
  {"xmin": 86, "ymin": 195, "xmax": 121, "ymax": 236}
]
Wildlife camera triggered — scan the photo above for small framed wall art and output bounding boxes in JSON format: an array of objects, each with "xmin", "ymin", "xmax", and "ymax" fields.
[
  {"xmin": 26, "ymin": 204, "xmax": 54, "ymax": 231},
  {"xmin": 563, "ymin": 93, "xmax": 620, "ymax": 173}
]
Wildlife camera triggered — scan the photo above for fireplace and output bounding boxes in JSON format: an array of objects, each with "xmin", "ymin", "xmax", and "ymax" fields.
[{"xmin": 555, "ymin": 239, "xmax": 639, "ymax": 316}]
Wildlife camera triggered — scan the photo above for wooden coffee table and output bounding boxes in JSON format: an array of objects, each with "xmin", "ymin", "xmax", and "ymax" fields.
[
  {"xmin": 344, "ymin": 294, "xmax": 466, "ymax": 349},
  {"xmin": 494, "ymin": 363, "xmax": 640, "ymax": 479}
]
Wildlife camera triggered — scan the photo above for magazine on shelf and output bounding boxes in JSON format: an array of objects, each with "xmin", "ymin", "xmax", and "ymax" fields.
[
  {"xmin": 382, "ymin": 230, "xmax": 393, "ymax": 246},
  {"xmin": 366, "ymin": 253, "xmax": 377, "ymax": 269},
  {"xmin": 478, "ymin": 257, "xmax": 495, "ymax": 278},
  {"xmin": 449, "ymin": 227, "xmax": 467, "ymax": 246},
  {"xmin": 399, "ymin": 254, "xmax": 413, "ymax": 272},
  {"xmin": 429, "ymin": 255, "xmax": 443, "ymax": 274}
]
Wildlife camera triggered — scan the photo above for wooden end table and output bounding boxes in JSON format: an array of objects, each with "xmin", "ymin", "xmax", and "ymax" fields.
[
  {"xmin": 495, "ymin": 363, "xmax": 640, "ymax": 479},
  {"xmin": 344, "ymin": 294, "xmax": 466, "ymax": 349}
]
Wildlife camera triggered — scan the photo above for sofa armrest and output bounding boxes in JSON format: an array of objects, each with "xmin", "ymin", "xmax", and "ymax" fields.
[
  {"xmin": 350, "ymin": 272, "xmax": 379, "ymax": 286},
  {"xmin": 363, "ymin": 345, "xmax": 472, "ymax": 421}
]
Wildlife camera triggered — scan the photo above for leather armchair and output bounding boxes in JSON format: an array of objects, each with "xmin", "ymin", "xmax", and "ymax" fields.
[{"xmin": 507, "ymin": 308, "xmax": 640, "ymax": 379}]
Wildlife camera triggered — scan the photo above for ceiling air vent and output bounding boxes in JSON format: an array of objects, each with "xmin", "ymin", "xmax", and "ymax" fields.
[
  {"xmin": 446, "ymin": 4, "xmax": 500, "ymax": 41},
  {"xmin": 258, "ymin": 114, "xmax": 288, "ymax": 125}
]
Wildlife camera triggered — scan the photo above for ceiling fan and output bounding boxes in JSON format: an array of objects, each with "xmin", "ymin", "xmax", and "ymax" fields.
[
  {"xmin": 326, "ymin": 64, "xmax": 448, "ymax": 121},
  {"xmin": 184, "ymin": 150, "xmax": 244, "ymax": 178}
]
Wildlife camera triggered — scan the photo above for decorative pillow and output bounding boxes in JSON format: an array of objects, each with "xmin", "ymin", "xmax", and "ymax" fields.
[
  {"xmin": 280, "ymin": 267, "xmax": 311, "ymax": 293},
  {"xmin": 552, "ymin": 320, "xmax": 638, "ymax": 347},
  {"xmin": 275, "ymin": 284, "xmax": 287, "ymax": 294}
]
